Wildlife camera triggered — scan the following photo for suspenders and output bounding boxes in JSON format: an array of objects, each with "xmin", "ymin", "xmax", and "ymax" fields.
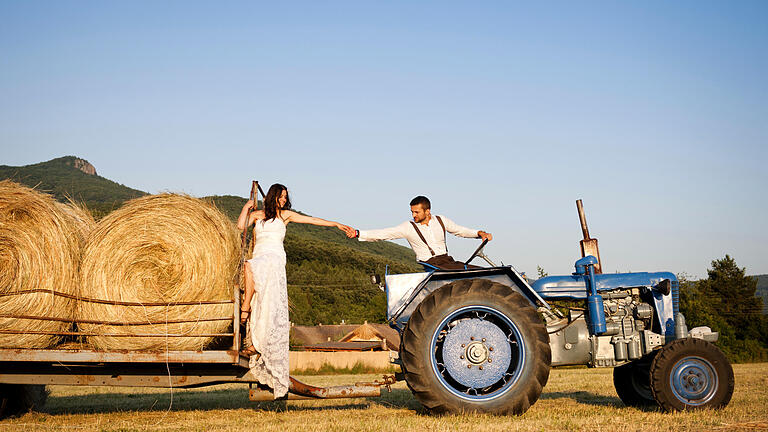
[{"xmin": 409, "ymin": 216, "xmax": 447, "ymax": 257}]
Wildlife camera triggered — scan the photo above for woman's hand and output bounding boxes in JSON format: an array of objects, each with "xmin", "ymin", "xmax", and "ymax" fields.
[
  {"xmin": 237, "ymin": 200, "xmax": 256, "ymax": 230},
  {"xmin": 337, "ymin": 223, "xmax": 356, "ymax": 238}
]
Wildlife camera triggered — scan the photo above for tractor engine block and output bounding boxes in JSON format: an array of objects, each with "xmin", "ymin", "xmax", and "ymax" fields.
[{"xmin": 545, "ymin": 288, "xmax": 665, "ymax": 367}]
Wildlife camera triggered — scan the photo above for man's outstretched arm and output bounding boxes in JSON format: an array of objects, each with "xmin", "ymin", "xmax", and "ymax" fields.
[
  {"xmin": 357, "ymin": 222, "xmax": 409, "ymax": 242},
  {"xmin": 441, "ymin": 216, "xmax": 493, "ymax": 241}
]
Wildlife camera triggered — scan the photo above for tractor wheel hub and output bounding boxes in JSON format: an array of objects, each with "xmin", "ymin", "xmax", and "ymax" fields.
[
  {"xmin": 466, "ymin": 342, "xmax": 489, "ymax": 364},
  {"xmin": 441, "ymin": 318, "xmax": 511, "ymax": 388}
]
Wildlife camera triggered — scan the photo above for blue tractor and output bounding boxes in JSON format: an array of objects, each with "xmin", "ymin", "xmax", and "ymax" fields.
[{"xmin": 384, "ymin": 221, "xmax": 734, "ymax": 415}]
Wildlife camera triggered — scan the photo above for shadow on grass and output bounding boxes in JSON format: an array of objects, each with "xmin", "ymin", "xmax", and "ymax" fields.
[
  {"xmin": 368, "ymin": 388, "xmax": 423, "ymax": 411},
  {"xmin": 375, "ymin": 389, "xmax": 656, "ymax": 414},
  {"xmin": 49, "ymin": 387, "xmax": 656, "ymax": 416},
  {"xmin": 540, "ymin": 390, "xmax": 621, "ymax": 407},
  {"xmin": 46, "ymin": 388, "xmax": 252, "ymax": 415},
  {"xmin": 45, "ymin": 386, "xmax": 420, "ymax": 416},
  {"xmin": 541, "ymin": 390, "xmax": 660, "ymax": 411}
]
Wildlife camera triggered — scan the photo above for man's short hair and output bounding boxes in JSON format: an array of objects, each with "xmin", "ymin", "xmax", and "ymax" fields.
[{"xmin": 410, "ymin": 196, "xmax": 431, "ymax": 210}]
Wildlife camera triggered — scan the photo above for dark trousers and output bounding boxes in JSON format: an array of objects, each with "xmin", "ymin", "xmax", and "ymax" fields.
[{"xmin": 425, "ymin": 254, "xmax": 480, "ymax": 270}]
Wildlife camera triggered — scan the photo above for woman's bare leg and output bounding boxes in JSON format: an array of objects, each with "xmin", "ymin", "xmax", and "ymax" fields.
[
  {"xmin": 243, "ymin": 262, "xmax": 255, "ymax": 312},
  {"xmin": 241, "ymin": 262, "xmax": 258, "ymax": 356}
]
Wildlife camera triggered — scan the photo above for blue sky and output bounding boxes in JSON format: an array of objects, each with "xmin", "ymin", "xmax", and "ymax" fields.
[{"xmin": 1, "ymin": 1, "xmax": 766, "ymax": 278}]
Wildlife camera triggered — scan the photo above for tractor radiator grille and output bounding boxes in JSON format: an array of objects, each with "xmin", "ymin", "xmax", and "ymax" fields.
[{"xmin": 672, "ymin": 279, "xmax": 680, "ymax": 317}]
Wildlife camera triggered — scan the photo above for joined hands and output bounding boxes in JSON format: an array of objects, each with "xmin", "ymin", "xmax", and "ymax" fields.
[{"xmin": 337, "ymin": 224, "xmax": 357, "ymax": 238}]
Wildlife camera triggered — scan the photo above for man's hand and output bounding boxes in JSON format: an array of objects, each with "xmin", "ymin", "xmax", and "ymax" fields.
[
  {"xmin": 337, "ymin": 224, "xmax": 357, "ymax": 238},
  {"xmin": 478, "ymin": 231, "xmax": 493, "ymax": 242}
]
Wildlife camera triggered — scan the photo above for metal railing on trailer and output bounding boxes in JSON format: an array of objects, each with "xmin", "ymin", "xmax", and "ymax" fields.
[
  {"xmin": 0, "ymin": 283, "xmax": 251, "ymax": 388},
  {"xmin": 0, "ymin": 280, "xmax": 394, "ymax": 401}
]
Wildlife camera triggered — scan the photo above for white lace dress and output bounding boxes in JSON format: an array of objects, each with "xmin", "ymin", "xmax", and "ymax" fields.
[{"xmin": 246, "ymin": 217, "xmax": 289, "ymax": 398}]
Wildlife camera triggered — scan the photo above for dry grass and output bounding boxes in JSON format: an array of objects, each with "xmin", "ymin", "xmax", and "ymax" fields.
[
  {"xmin": 77, "ymin": 194, "xmax": 239, "ymax": 351},
  {"xmin": 0, "ymin": 180, "xmax": 93, "ymax": 348},
  {"xmin": 2, "ymin": 363, "xmax": 766, "ymax": 431}
]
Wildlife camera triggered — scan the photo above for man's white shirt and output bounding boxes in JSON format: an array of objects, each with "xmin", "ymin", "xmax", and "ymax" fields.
[{"xmin": 358, "ymin": 215, "xmax": 479, "ymax": 262}]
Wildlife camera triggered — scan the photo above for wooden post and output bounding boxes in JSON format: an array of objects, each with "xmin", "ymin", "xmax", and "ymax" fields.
[
  {"xmin": 233, "ymin": 283, "xmax": 241, "ymax": 352},
  {"xmin": 576, "ymin": 200, "xmax": 590, "ymax": 240},
  {"xmin": 234, "ymin": 181, "xmax": 259, "ymax": 351}
]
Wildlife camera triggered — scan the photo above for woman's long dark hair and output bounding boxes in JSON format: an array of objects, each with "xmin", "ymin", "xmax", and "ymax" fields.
[{"xmin": 264, "ymin": 183, "xmax": 291, "ymax": 221}]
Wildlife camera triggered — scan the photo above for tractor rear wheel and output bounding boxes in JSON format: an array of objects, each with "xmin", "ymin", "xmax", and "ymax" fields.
[
  {"xmin": 613, "ymin": 352, "xmax": 657, "ymax": 407},
  {"xmin": 400, "ymin": 278, "xmax": 550, "ymax": 415},
  {"xmin": 649, "ymin": 338, "xmax": 733, "ymax": 411}
]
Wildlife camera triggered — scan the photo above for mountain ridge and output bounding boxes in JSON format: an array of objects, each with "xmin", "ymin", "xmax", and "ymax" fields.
[{"xmin": 0, "ymin": 156, "xmax": 146, "ymax": 218}]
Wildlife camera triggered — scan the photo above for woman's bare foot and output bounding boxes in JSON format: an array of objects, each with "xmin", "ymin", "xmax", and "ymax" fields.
[{"xmin": 240, "ymin": 345, "xmax": 260, "ymax": 360}]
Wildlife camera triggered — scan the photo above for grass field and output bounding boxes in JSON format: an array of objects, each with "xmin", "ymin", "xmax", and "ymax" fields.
[{"xmin": 2, "ymin": 363, "xmax": 766, "ymax": 431}]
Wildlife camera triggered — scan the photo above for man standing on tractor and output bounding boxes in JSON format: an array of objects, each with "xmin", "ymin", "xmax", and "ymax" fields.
[{"xmin": 352, "ymin": 196, "xmax": 492, "ymax": 270}]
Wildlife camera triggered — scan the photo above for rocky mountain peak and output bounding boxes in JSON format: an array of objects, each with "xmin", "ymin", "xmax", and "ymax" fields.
[{"xmin": 66, "ymin": 157, "xmax": 97, "ymax": 175}]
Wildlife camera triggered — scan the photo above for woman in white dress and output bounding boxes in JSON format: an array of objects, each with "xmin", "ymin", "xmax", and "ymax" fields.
[{"xmin": 236, "ymin": 184, "xmax": 355, "ymax": 398}]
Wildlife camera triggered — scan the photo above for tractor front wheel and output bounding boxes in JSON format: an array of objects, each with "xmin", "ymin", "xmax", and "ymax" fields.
[
  {"xmin": 400, "ymin": 278, "xmax": 550, "ymax": 415},
  {"xmin": 649, "ymin": 338, "xmax": 734, "ymax": 411},
  {"xmin": 613, "ymin": 352, "xmax": 658, "ymax": 407}
]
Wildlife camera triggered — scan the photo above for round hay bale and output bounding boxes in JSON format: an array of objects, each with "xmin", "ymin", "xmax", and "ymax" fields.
[
  {"xmin": 77, "ymin": 194, "xmax": 239, "ymax": 351},
  {"xmin": 0, "ymin": 180, "xmax": 93, "ymax": 348}
]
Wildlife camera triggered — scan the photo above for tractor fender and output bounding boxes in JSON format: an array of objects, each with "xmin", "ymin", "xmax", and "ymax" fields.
[{"xmin": 385, "ymin": 266, "xmax": 548, "ymax": 331}]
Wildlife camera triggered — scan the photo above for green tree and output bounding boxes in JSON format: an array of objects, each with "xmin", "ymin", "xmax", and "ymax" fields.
[
  {"xmin": 700, "ymin": 255, "xmax": 763, "ymax": 341},
  {"xmin": 680, "ymin": 255, "xmax": 768, "ymax": 362},
  {"xmin": 537, "ymin": 266, "xmax": 548, "ymax": 279}
]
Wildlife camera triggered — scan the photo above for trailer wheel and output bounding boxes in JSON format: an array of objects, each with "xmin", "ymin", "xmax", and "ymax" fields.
[
  {"xmin": 649, "ymin": 338, "xmax": 733, "ymax": 411},
  {"xmin": 613, "ymin": 352, "xmax": 657, "ymax": 407},
  {"xmin": 0, "ymin": 385, "xmax": 48, "ymax": 419},
  {"xmin": 400, "ymin": 278, "xmax": 550, "ymax": 415}
]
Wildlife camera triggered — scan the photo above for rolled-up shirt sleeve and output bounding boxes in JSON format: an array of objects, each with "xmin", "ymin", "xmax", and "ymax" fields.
[
  {"xmin": 440, "ymin": 216, "xmax": 480, "ymax": 239},
  {"xmin": 358, "ymin": 222, "xmax": 410, "ymax": 242}
]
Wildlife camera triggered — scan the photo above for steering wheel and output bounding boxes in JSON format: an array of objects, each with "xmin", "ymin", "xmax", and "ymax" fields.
[{"xmin": 464, "ymin": 239, "xmax": 489, "ymax": 265}]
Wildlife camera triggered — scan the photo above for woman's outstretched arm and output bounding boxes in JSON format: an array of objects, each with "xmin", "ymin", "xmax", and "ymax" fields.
[
  {"xmin": 282, "ymin": 210, "xmax": 356, "ymax": 237},
  {"xmin": 237, "ymin": 200, "xmax": 255, "ymax": 230}
]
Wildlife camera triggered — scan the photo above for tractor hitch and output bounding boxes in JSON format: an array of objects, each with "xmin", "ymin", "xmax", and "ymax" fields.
[{"xmin": 248, "ymin": 375, "xmax": 397, "ymax": 401}]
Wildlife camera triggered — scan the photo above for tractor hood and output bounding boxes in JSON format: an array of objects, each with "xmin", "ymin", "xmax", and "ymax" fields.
[
  {"xmin": 532, "ymin": 271, "xmax": 678, "ymax": 298},
  {"xmin": 532, "ymin": 271, "xmax": 678, "ymax": 338}
]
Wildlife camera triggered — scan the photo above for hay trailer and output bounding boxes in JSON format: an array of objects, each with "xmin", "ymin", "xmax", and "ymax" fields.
[
  {"xmin": 0, "ymin": 284, "xmax": 396, "ymax": 419},
  {"xmin": 0, "ymin": 179, "xmax": 396, "ymax": 419}
]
